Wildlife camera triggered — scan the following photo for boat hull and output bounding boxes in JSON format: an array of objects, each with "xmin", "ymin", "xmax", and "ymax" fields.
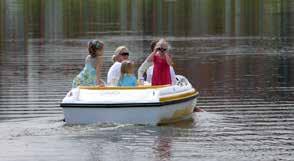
[
  {"xmin": 61, "ymin": 75, "xmax": 198, "ymax": 125},
  {"xmin": 62, "ymin": 97, "xmax": 197, "ymax": 125}
]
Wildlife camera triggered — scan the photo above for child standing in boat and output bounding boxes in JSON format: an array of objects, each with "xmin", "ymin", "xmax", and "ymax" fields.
[
  {"xmin": 118, "ymin": 60, "xmax": 137, "ymax": 87},
  {"xmin": 147, "ymin": 39, "xmax": 173, "ymax": 85}
]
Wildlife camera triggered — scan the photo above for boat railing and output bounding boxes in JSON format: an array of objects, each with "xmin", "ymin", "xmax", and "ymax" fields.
[{"xmin": 176, "ymin": 75, "xmax": 190, "ymax": 87}]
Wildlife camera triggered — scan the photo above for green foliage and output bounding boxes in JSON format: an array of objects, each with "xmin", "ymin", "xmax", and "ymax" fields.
[{"xmin": 0, "ymin": 0, "xmax": 291, "ymax": 38}]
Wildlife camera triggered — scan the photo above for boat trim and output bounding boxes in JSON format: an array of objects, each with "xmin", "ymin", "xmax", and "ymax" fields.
[
  {"xmin": 60, "ymin": 93, "xmax": 197, "ymax": 108},
  {"xmin": 160, "ymin": 90, "xmax": 198, "ymax": 102},
  {"xmin": 79, "ymin": 85, "xmax": 169, "ymax": 90}
]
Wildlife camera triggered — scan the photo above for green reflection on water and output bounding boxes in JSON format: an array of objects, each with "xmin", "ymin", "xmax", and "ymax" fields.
[{"xmin": 0, "ymin": 0, "xmax": 293, "ymax": 40}]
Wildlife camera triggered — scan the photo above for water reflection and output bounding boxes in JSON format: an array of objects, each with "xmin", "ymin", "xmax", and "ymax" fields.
[
  {"xmin": 44, "ymin": 0, "xmax": 64, "ymax": 39},
  {"xmin": 154, "ymin": 135, "xmax": 172, "ymax": 161},
  {"xmin": 1, "ymin": 0, "xmax": 294, "ymax": 40},
  {"xmin": 2, "ymin": 0, "xmax": 25, "ymax": 40}
]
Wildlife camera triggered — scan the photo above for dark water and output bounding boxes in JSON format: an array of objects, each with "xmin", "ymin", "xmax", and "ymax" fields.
[{"xmin": 1, "ymin": 0, "xmax": 294, "ymax": 161}]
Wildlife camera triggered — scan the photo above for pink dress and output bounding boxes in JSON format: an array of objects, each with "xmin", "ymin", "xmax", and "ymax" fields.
[{"xmin": 152, "ymin": 54, "xmax": 171, "ymax": 85}]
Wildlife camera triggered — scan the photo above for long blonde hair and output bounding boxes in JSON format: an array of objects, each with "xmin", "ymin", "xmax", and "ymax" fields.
[{"xmin": 119, "ymin": 60, "xmax": 134, "ymax": 81}]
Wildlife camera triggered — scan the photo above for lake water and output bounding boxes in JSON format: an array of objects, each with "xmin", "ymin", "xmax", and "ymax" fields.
[{"xmin": 0, "ymin": 0, "xmax": 294, "ymax": 161}]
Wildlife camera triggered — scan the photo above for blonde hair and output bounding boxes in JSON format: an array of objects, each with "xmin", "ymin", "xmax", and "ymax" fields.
[
  {"xmin": 154, "ymin": 38, "xmax": 170, "ymax": 51},
  {"xmin": 119, "ymin": 60, "xmax": 134, "ymax": 81},
  {"xmin": 112, "ymin": 46, "xmax": 129, "ymax": 63},
  {"xmin": 111, "ymin": 55, "xmax": 117, "ymax": 63}
]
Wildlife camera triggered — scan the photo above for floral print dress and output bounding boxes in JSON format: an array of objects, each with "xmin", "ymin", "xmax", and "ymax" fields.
[{"xmin": 72, "ymin": 63, "xmax": 97, "ymax": 88}]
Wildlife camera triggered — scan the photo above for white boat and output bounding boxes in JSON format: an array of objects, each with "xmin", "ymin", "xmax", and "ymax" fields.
[{"xmin": 60, "ymin": 75, "xmax": 198, "ymax": 125}]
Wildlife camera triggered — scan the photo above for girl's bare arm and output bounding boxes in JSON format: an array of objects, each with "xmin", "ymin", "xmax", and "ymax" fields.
[
  {"xmin": 146, "ymin": 52, "xmax": 155, "ymax": 62},
  {"xmin": 165, "ymin": 53, "xmax": 173, "ymax": 66},
  {"xmin": 96, "ymin": 55, "xmax": 103, "ymax": 85}
]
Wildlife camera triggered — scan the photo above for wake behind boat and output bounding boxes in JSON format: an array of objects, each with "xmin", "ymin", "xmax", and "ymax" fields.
[{"xmin": 60, "ymin": 75, "xmax": 198, "ymax": 125}]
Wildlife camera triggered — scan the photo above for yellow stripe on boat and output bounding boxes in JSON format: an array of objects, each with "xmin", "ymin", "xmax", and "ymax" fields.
[
  {"xmin": 160, "ymin": 90, "xmax": 199, "ymax": 102},
  {"xmin": 158, "ymin": 106, "xmax": 194, "ymax": 125}
]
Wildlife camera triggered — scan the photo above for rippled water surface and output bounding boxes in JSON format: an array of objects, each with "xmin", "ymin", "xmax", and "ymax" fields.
[{"xmin": 1, "ymin": 0, "xmax": 294, "ymax": 161}]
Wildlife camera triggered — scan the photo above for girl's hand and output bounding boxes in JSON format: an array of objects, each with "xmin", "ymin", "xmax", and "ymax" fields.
[
  {"xmin": 165, "ymin": 53, "xmax": 171, "ymax": 58},
  {"xmin": 165, "ymin": 53, "xmax": 173, "ymax": 66},
  {"xmin": 98, "ymin": 79, "xmax": 106, "ymax": 86}
]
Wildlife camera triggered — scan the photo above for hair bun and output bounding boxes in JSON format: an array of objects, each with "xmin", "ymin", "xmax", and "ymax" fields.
[
  {"xmin": 111, "ymin": 55, "xmax": 117, "ymax": 62},
  {"xmin": 88, "ymin": 40, "xmax": 104, "ymax": 57}
]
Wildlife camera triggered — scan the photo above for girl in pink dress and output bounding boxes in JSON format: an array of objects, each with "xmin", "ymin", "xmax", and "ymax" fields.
[{"xmin": 147, "ymin": 39, "xmax": 173, "ymax": 85}]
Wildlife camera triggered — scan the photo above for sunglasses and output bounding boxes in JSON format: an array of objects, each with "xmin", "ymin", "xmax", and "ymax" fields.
[
  {"xmin": 120, "ymin": 52, "xmax": 129, "ymax": 56},
  {"xmin": 156, "ymin": 48, "xmax": 167, "ymax": 52}
]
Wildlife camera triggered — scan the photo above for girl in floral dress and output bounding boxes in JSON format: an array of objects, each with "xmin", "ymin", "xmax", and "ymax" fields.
[{"xmin": 72, "ymin": 40, "xmax": 104, "ymax": 88}]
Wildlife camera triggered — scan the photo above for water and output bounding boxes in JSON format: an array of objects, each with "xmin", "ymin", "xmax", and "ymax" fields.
[{"xmin": 0, "ymin": 0, "xmax": 294, "ymax": 161}]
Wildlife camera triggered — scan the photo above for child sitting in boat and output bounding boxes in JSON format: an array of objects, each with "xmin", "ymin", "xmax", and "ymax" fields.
[
  {"xmin": 118, "ymin": 60, "xmax": 137, "ymax": 87},
  {"xmin": 107, "ymin": 46, "xmax": 130, "ymax": 86},
  {"xmin": 72, "ymin": 40, "xmax": 104, "ymax": 88}
]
